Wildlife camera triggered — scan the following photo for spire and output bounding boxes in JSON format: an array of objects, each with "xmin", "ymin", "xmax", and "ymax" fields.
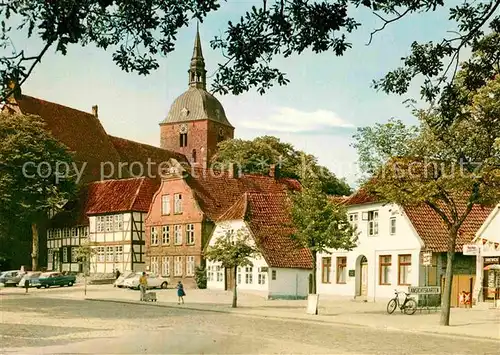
[{"xmin": 188, "ymin": 22, "xmax": 207, "ymax": 90}]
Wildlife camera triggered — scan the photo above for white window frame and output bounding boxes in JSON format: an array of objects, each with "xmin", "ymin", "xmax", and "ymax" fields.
[
  {"xmin": 105, "ymin": 215, "xmax": 113, "ymax": 232},
  {"xmin": 162, "ymin": 194, "xmax": 171, "ymax": 215},
  {"xmin": 390, "ymin": 217, "xmax": 397, "ymax": 235},
  {"xmin": 151, "ymin": 256, "xmax": 159, "ymax": 275},
  {"xmin": 62, "ymin": 247, "xmax": 68, "ymax": 263},
  {"xmin": 186, "ymin": 224, "xmax": 195, "ymax": 245},
  {"xmin": 174, "ymin": 256, "xmax": 183, "ymax": 276},
  {"xmin": 174, "ymin": 193, "xmax": 183, "ymax": 214},
  {"xmin": 114, "ymin": 215, "xmax": 124, "ymax": 231},
  {"xmin": 96, "ymin": 246, "xmax": 105, "ymax": 262},
  {"xmin": 349, "ymin": 213, "xmax": 358, "ymax": 229},
  {"xmin": 161, "ymin": 256, "xmax": 170, "ymax": 276},
  {"xmin": 106, "ymin": 246, "xmax": 114, "ymax": 262},
  {"xmin": 368, "ymin": 210, "xmax": 379, "ymax": 236},
  {"xmin": 245, "ymin": 266, "xmax": 253, "ymax": 284},
  {"xmin": 174, "ymin": 225, "xmax": 182, "ymax": 245},
  {"xmin": 150, "ymin": 226, "xmax": 159, "ymax": 245},
  {"xmin": 258, "ymin": 269, "xmax": 266, "ymax": 285},
  {"xmin": 71, "ymin": 247, "xmax": 78, "ymax": 263},
  {"xmin": 216, "ymin": 265, "xmax": 223, "ymax": 282},
  {"xmin": 207, "ymin": 265, "xmax": 213, "ymax": 281},
  {"xmin": 162, "ymin": 226, "xmax": 170, "ymax": 245},
  {"xmin": 96, "ymin": 216, "xmax": 105, "ymax": 232},
  {"xmin": 186, "ymin": 256, "xmax": 195, "ymax": 276},
  {"xmin": 115, "ymin": 246, "xmax": 123, "ymax": 262}
]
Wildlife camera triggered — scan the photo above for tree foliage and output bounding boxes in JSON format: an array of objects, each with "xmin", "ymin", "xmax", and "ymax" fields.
[
  {"xmin": 353, "ymin": 76, "xmax": 500, "ymax": 326},
  {"xmin": 1, "ymin": 1, "xmax": 497, "ymax": 100},
  {"xmin": 290, "ymin": 173, "xmax": 356, "ymax": 295},
  {"xmin": 212, "ymin": 135, "xmax": 351, "ymax": 195}
]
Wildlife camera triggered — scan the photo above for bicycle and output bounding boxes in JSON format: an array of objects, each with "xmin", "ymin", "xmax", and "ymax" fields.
[{"xmin": 386, "ymin": 289, "xmax": 417, "ymax": 315}]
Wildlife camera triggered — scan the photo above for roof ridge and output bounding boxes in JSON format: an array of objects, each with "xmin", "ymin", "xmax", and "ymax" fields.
[
  {"xmin": 21, "ymin": 94, "xmax": 96, "ymax": 117},
  {"xmin": 92, "ymin": 176, "xmax": 147, "ymax": 184}
]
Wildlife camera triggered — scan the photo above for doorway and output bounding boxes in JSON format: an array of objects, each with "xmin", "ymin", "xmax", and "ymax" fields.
[{"xmin": 355, "ymin": 255, "xmax": 368, "ymax": 297}]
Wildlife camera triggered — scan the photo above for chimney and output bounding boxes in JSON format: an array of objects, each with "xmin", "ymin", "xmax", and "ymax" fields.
[
  {"xmin": 269, "ymin": 164, "xmax": 280, "ymax": 179},
  {"xmin": 228, "ymin": 163, "xmax": 241, "ymax": 179},
  {"xmin": 92, "ymin": 105, "xmax": 98, "ymax": 118}
]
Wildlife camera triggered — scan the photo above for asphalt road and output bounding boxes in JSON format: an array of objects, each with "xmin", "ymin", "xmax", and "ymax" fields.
[{"xmin": 1, "ymin": 294, "xmax": 498, "ymax": 354}]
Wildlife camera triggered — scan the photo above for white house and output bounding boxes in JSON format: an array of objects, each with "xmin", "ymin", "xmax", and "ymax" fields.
[
  {"xmin": 87, "ymin": 177, "xmax": 159, "ymax": 276},
  {"xmin": 318, "ymin": 190, "xmax": 493, "ymax": 304},
  {"xmin": 471, "ymin": 204, "xmax": 500, "ymax": 305},
  {"xmin": 206, "ymin": 192, "xmax": 313, "ymax": 299}
]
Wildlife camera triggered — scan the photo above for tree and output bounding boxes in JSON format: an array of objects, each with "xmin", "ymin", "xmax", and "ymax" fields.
[
  {"xmin": 204, "ymin": 227, "xmax": 260, "ymax": 308},
  {"xmin": 75, "ymin": 240, "xmax": 96, "ymax": 295},
  {"xmin": 290, "ymin": 173, "xmax": 356, "ymax": 296},
  {"xmin": 1, "ymin": 1, "xmax": 497, "ymax": 99},
  {"xmin": 212, "ymin": 135, "xmax": 351, "ymax": 195},
  {"xmin": 353, "ymin": 77, "xmax": 500, "ymax": 326},
  {"xmin": 0, "ymin": 113, "xmax": 77, "ymax": 270}
]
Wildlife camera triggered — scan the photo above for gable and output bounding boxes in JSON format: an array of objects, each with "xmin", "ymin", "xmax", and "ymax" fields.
[{"xmin": 476, "ymin": 205, "xmax": 500, "ymax": 243}]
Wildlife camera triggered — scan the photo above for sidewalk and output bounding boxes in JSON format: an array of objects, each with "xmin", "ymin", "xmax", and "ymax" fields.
[{"xmin": 16, "ymin": 285, "xmax": 500, "ymax": 341}]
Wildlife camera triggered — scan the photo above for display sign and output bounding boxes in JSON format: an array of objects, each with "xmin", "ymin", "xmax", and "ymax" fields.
[
  {"xmin": 348, "ymin": 269, "xmax": 355, "ymax": 277},
  {"xmin": 422, "ymin": 252, "xmax": 432, "ymax": 266},
  {"xmin": 484, "ymin": 257, "xmax": 500, "ymax": 265},
  {"xmin": 408, "ymin": 286, "xmax": 441, "ymax": 295},
  {"xmin": 463, "ymin": 244, "xmax": 480, "ymax": 256}
]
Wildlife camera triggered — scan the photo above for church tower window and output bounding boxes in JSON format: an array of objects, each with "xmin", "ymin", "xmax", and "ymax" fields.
[
  {"xmin": 180, "ymin": 133, "xmax": 188, "ymax": 147},
  {"xmin": 192, "ymin": 149, "xmax": 197, "ymax": 162}
]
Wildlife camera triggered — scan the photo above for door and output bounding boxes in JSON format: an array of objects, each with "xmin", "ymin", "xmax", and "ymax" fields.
[
  {"xmin": 53, "ymin": 252, "xmax": 60, "ymax": 272},
  {"xmin": 225, "ymin": 267, "xmax": 235, "ymax": 291},
  {"xmin": 360, "ymin": 261, "xmax": 368, "ymax": 296}
]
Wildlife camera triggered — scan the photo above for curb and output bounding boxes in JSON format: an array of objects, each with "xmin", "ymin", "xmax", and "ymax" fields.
[{"xmin": 84, "ymin": 298, "xmax": 500, "ymax": 342}]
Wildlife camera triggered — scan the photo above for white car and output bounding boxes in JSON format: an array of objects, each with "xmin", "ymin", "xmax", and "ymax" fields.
[
  {"xmin": 17, "ymin": 272, "xmax": 42, "ymax": 288},
  {"xmin": 113, "ymin": 272, "xmax": 135, "ymax": 288},
  {"xmin": 123, "ymin": 272, "xmax": 169, "ymax": 290}
]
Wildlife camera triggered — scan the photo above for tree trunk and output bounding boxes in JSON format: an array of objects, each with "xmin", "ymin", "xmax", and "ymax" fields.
[
  {"xmin": 31, "ymin": 223, "xmax": 39, "ymax": 271},
  {"xmin": 311, "ymin": 251, "xmax": 317, "ymax": 294},
  {"xmin": 232, "ymin": 266, "xmax": 237, "ymax": 308},
  {"xmin": 440, "ymin": 228, "xmax": 457, "ymax": 326}
]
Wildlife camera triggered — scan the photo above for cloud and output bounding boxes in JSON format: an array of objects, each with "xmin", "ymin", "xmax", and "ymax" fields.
[{"xmin": 241, "ymin": 107, "xmax": 355, "ymax": 133}]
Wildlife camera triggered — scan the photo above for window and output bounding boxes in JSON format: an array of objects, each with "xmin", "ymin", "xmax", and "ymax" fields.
[
  {"xmin": 174, "ymin": 256, "xmax": 183, "ymax": 276},
  {"xmin": 106, "ymin": 246, "xmax": 114, "ymax": 262},
  {"xmin": 379, "ymin": 255, "xmax": 392, "ymax": 285},
  {"xmin": 272, "ymin": 270, "xmax": 277, "ymax": 280},
  {"xmin": 174, "ymin": 225, "xmax": 182, "ymax": 245},
  {"xmin": 151, "ymin": 256, "xmax": 159, "ymax": 275},
  {"xmin": 186, "ymin": 256, "xmax": 195, "ymax": 276},
  {"xmin": 368, "ymin": 211, "xmax": 379, "ymax": 236},
  {"xmin": 186, "ymin": 224, "xmax": 195, "ymax": 245},
  {"xmin": 161, "ymin": 257, "xmax": 170, "ymax": 276},
  {"xmin": 398, "ymin": 254, "xmax": 412, "ymax": 285},
  {"xmin": 216, "ymin": 266, "xmax": 223, "ymax": 282},
  {"xmin": 207, "ymin": 266, "xmax": 213, "ymax": 281},
  {"xmin": 245, "ymin": 266, "xmax": 253, "ymax": 284},
  {"xmin": 180, "ymin": 133, "xmax": 188, "ymax": 147},
  {"xmin": 71, "ymin": 247, "xmax": 78, "ymax": 263},
  {"xmin": 115, "ymin": 246, "xmax": 123, "ymax": 262},
  {"xmin": 62, "ymin": 247, "xmax": 68, "ymax": 263},
  {"xmin": 96, "ymin": 247, "xmax": 105, "ymax": 262},
  {"xmin": 321, "ymin": 257, "xmax": 332, "ymax": 284},
  {"xmin": 428, "ymin": 254, "xmax": 438, "ymax": 286},
  {"xmin": 174, "ymin": 194, "xmax": 183, "ymax": 214},
  {"xmin": 258, "ymin": 268, "xmax": 266, "ymax": 285},
  {"xmin": 336, "ymin": 257, "xmax": 347, "ymax": 284},
  {"xmin": 71, "ymin": 228, "xmax": 78, "ymax": 245},
  {"xmin": 114, "ymin": 215, "xmax": 123, "ymax": 231},
  {"xmin": 162, "ymin": 226, "xmax": 170, "ymax": 245},
  {"xmin": 105, "ymin": 215, "xmax": 113, "ymax": 232},
  {"xmin": 150, "ymin": 226, "xmax": 159, "ymax": 245},
  {"xmin": 349, "ymin": 213, "xmax": 358, "ymax": 229},
  {"xmin": 161, "ymin": 195, "xmax": 171, "ymax": 215},
  {"xmin": 390, "ymin": 217, "xmax": 397, "ymax": 235},
  {"xmin": 96, "ymin": 216, "xmax": 105, "ymax": 232}
]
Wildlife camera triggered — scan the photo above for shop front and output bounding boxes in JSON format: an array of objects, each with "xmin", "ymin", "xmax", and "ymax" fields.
[{"xmin": 482, "ymin": 256, "xmax": 500, "ymax": 302}]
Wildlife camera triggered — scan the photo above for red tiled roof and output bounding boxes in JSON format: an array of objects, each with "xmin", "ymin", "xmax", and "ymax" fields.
[
  {"xmin": 108, "ymin": 135, "xmax": 188, "ymax": 180},
  {"xmin": 185, "ymin": 169, "xmax": 300, "ymax": 221},
  {"xmin": 10, "ymin": 95, "xmax": 124, "ymax": 184},
  {"xmin": 86, "ymin": 177, "xmax": 159, "ymax": 215},
  {"xmin": 344, "ymin": 188, "xmax": 380, "ymax": 206},
  {"xmin": 244, "ymin": 193, "xmax": 313, "ymax": 269},
  {"xmin": 404, "ymin": 203, "xmax": 494, "ymax": 252},
  {"xmin": 329, "ymin": 195, "xmax": 350, "ymax": 205}
]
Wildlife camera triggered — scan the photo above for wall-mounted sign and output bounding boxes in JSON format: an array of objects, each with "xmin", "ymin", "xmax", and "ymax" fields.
[
  {"xmin": 422, "ymin": 252, "xmax": 432, "ymax": 266},
  {"xmin": 484, "ymin": 257, "xmax": 500, "ymax": 265},
  {"xmin": 348, "ymin": 269, "xmax": 355, "ymax": 277},
  {"xmin": 463, "ymin": 244, "xmax": 479, "ymax": 256},
  {"xmin": 408, "ymin": 286, "xmax": 441, "ymax": 295}
]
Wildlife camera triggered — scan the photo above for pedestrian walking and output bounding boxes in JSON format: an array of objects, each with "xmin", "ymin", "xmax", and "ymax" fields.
[
  {"xmin": 139, "ymin": 272, "xmax": 148, "ymax": 301},
  {"xmin": 176, "ymin": 281, "xmax": 185, "ymax": 304},
  {"xmin": 115, "ymin": 269, "xmax": 121, "ymax": 280}
]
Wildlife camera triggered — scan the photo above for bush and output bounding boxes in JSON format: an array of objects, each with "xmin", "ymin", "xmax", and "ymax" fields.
[{"xmin": 194, "ymin": 265, "xmax": 207, "ymax": 289}]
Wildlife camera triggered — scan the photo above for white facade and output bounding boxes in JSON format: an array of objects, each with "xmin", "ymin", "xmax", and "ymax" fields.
[
  {"xmin": 89, "ymin": 212, "xmax": 146, "ymax": 275},
  {"xmin": 318, "ymin": 202, "xmax": 425, "ymax": 301},
  {"xmin": 206, "ymin": 220, "xmax": 311, "ymax": 299},
  {"xmin": 472, "ymin": 205, "xmax": 500, "ymax": 304}
]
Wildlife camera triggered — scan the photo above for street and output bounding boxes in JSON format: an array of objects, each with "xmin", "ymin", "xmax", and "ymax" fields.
[{"xmin": 1, "ymin": 291, "xmax": 499, "ymax": 354}]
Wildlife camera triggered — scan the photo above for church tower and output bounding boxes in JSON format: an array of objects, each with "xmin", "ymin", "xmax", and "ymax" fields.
[{"xmin": 160, "ymin": 25, "xmax": 234, "ymax": 167}]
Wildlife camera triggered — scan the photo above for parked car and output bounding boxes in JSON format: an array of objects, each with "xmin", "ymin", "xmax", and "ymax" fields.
[
  {"xmin": 123, "ymin": 272, "xmax": 169, "ymax": 290},
  {"xmin": 37, "ymin": 272, "xmax": 76, "ymax": 288},
  {"xmin": 0, "ymin": 270, "xmax": 26, "ymax": 286},
  {"xmin": 18, "ymin": 272, "xmax": 42, "ymax": 288},
  {"xmin": 113, "ymin": 272, "xmax": 136, "ymax": 288}
]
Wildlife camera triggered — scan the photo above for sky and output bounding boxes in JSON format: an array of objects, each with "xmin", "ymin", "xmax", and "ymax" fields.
[{"xmin": 12, "ymin": 1, "xmax": 460, "ymax": 187}]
